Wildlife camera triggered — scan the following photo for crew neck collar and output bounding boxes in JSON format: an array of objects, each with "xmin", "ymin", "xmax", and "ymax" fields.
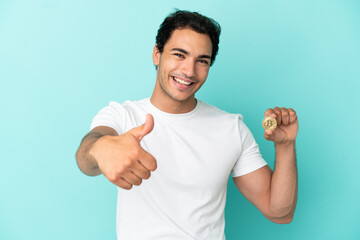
[{"xmin": 146, "ymin": 98, "xmax": 202, "ymax": 119}]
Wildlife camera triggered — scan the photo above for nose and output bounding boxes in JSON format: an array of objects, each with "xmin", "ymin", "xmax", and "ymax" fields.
[{"xmin": 181, "ymin": 58, "xmax": 196, "ymax": 79}]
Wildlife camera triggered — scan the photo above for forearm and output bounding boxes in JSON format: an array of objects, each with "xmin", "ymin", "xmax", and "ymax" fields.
[
  {"xmin": 75, "ymin": 132, "xmax": 105, "ymax": 176},
  {"xmin": 269, "ymin": 141, "xmax": 298, "ymax": 220}
]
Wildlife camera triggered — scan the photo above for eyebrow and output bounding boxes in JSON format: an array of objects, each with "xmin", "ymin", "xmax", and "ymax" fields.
[{"xmin": 170, "ymin": 48, "xmax": 211, "ymax": 59}]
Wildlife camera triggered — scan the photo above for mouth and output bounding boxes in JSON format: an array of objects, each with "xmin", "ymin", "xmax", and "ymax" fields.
[{"xmin": 172, "ymin": 76, "xmax": 194, "ymax": 86}]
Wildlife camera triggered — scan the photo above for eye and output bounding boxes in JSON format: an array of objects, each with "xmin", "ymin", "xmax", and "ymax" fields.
[
  {"xmin": 197, "ymin": 59, "xmax": 209, "ymax": 65},
  {"xmin": 174, "ymin": 53, "xmax": 184, "ymax": 58}
]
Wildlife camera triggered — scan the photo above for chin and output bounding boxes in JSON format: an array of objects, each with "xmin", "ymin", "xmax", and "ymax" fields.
[{"xmin": 167, "ymin": 92, "xmax": 194, "ymax": 103}]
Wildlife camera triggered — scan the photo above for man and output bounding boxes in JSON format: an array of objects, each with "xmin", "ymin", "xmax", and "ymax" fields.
[{"xmin": 76, "ymin": 10, "xmax": 298, "ymax": 239}]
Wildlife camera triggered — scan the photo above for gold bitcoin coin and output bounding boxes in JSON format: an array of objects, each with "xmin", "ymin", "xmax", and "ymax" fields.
[{"xmin": 262, "ymin": 116, "xmax": 277, "ymax": 130}]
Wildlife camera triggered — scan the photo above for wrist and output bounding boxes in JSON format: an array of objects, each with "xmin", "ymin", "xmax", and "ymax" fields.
[
  {"xmin": 275, "ymin": 140, "xmax": 296, "ymax": 151},
  {"xmin": 274, "ymin": 141, "xmax": 296, "ymax": 164}
]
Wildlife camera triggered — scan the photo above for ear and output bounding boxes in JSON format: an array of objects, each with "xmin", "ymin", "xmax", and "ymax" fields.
[{"xmin": 152, "ymin": 44, "xmax": 161, "ymax": 66}]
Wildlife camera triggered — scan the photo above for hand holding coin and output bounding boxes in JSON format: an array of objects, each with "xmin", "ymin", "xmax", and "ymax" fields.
[
  {"xmin": 262, "ymin": 116, "xmax": 277, "ymax": 130},
  {"xmin": 263, "ymin": 107, "xmax": 299, "ymax": 144}
]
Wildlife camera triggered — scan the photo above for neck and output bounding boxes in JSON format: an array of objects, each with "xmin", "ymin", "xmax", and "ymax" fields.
[{"xmin": 150, "ymin": 88, "xmax": 197, "ymax": 114}]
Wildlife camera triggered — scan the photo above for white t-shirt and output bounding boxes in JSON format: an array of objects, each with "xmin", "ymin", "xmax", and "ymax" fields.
[{"xmin": 90, "ymin": 98, "xmax": 267, "ymax": 240}]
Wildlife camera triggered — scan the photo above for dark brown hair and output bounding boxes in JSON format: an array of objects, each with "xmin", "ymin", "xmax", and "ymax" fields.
[{"xmin": 156, "ymin": 10, "xmax": 221, "ymax": 66}]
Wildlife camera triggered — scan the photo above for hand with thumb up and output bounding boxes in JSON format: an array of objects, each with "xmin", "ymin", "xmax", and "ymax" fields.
[{"xmin": 89, "ymin": 114, "xmax": 157, "ymax": 190}]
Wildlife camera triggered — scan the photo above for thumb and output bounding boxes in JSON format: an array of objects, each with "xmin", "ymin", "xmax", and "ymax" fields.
[
  {"xmin": 264, "ymin": 129, "xmax": 275, "ymax": 141},
  {"xmin": 129, "ymin": 114, "xmax": 154, "ymax": 141}
]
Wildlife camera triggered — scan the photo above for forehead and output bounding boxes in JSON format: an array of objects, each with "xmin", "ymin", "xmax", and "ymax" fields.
[{"xmin": 164, "ymin": 28, "xmax": 212, "ymax": 56}]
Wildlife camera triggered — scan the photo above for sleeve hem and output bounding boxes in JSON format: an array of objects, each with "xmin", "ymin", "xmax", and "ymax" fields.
[
  {"xmin": 90, "ymin": 121, "xmax": 121, "ymax": 135},
  {"xmin": 231, "ymin": 159, "xmax": 268, "ymax": 178}
]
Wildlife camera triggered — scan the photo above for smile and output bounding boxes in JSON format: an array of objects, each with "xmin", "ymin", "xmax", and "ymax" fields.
[{"xmin": 172, "ymin": 76, "xmax": 193, "ymax": 86}]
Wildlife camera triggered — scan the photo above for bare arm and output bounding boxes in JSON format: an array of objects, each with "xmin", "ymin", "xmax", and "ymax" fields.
[
  {"xmin": 75, "ymin": 126, "xmax": 118, "ymax": 176},
  {"xmin": 233, "ymin": 107, "xmax": 298, "ymax": 224},
  {"xmin": 75, "ymin": 114, "xmax": 157, "ymax": 190}
]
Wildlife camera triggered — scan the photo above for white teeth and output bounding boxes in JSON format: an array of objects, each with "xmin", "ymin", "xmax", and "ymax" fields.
[{"xmin": 173, "ymin": 77, "xmax": 191, "ymax": 86}]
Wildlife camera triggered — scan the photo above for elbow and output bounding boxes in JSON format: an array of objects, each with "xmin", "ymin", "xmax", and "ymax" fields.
[
  {"xmin": 75, "ymin": 149, "xmax": 90, "ymax": 176},
  {"xmin": 269, "ymin": 215, "xmax": 294, "ymax": 224},
  {"xmin": 267, "ymin": 207, "xmax": 295, "ymax": 224},
  {"xmin": 75, "ymin": 148, "xmax": 101, "ymax": 176},
  {"xmin": 75, "ymin": 150, "xmax": 84, "ymax": 172}
]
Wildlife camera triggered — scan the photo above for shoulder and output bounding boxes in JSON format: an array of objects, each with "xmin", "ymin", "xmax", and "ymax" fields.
[
  {"xmin": 104, "ymin": 98, "xmax": 149, "ymax": 114},
  {"xmin": 91, "ymin": 98, "xmax": 150, "ymax": 133},
  {"xmin": 198, "ymin": 100, "xmax": 243, "ymax": 121},
  {"xmin": 93, "ymin": 98, "xmax": 148, "ymax": 124}
]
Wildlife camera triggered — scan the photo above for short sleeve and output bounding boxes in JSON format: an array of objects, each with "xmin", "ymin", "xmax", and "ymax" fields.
[
  {"xmin": 90, "ymin": 101, "xmax": 127, "ymax": 135},
  {"xmin": 231, "ymin": 119, "xmax": 268, "ymax": 177}
]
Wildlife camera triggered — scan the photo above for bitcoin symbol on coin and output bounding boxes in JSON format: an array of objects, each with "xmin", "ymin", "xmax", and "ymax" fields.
[{"xmin": 262, "ymin": 116, "xmax": 277, "ymax": 130}]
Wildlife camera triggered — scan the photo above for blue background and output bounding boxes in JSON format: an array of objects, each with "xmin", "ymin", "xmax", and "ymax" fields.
[{"xmin": 1, "ymin": 0, "xmax": 359, "ymax": 239}]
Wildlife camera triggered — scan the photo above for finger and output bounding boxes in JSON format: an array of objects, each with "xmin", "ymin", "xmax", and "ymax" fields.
[
  {"xmin": 288, "ymin": 108, "xmax": 297, "ymax": 123},
  {"xmin": 280, "ymin": 107, "xmax": 290, "ymax": 126},
  {"xmin": 274, "ymin": 107, "xmax": 282, "ymax": 125},
  {"xmin": 130, "ymin": 161, "xmax": 152, "ymax": 180},
  {"xmin": 112, "ymin": 177, "xmax": 133, "ymax": 190},
  {"xmin": 264, "ymin": 108, "xmax": 276, "ymax": 118},
  {"xmin": 264, "ymin": 130, "xmax": 274, "ymax": 141},
  {"xmin": 122, "ymin": 171, "xmax": 143, "ymax": 186},
  {"xmin": 129, "ymin": 114, "xmax": 154, "ymax": 141},
  {"xmin": 139, "ymin": 150, "xmax": 157, "ymax": 172}
]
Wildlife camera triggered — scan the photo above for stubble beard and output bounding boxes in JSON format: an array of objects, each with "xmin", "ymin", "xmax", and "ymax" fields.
[{"xmin": 157, "ymin": 66, "xmax": 195, "ymax": 103}]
